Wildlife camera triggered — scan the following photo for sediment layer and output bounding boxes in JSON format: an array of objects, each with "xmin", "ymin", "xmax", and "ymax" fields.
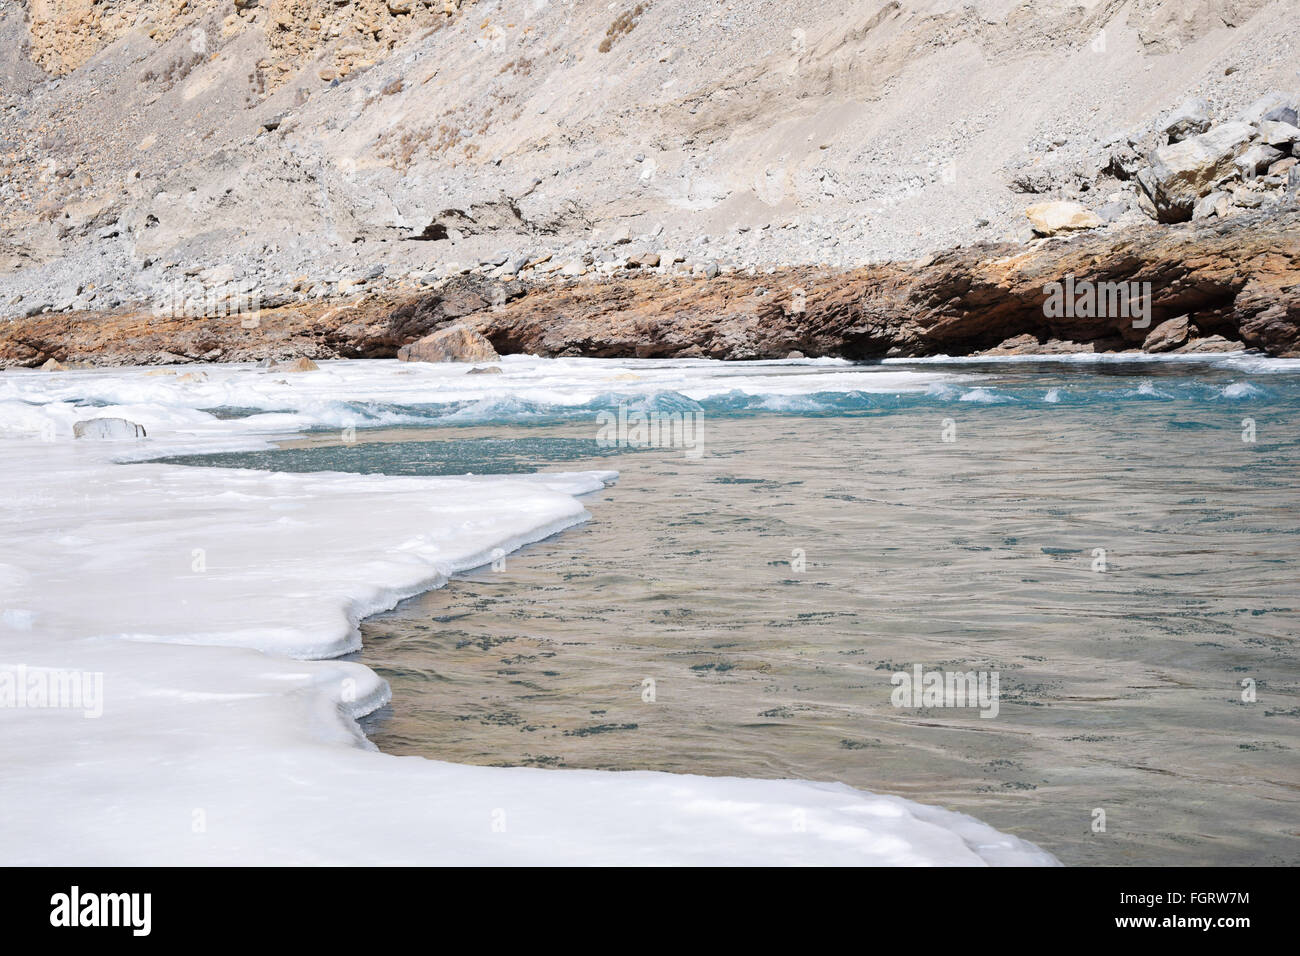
[{"xmin": 3, "ymin": 209, "xmax": 1297, "ymax": 368}]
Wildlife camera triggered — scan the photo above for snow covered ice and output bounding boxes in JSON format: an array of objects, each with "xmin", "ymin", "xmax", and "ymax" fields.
[{"xmin": 0, "ymin": 358, "xmax": 1059, "ymax": 865}]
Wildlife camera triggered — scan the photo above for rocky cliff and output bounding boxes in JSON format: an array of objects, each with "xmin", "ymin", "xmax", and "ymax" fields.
[{"xmin": 4, "ymin": 208, "xmax": 1295, "ymax": 367}]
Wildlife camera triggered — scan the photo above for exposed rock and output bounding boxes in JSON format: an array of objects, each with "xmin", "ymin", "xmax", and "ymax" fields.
[
  {"xmin": 1193, "ymin": 191, "xmax": 1229, "ymax": 220},
  {"xmin": 41, "ymin": 358, "xmax": 67, "ymax": 371},
  {"xmin": 5, "ymin": 213, "xmax": 1298, "ymax": 366},
  {"xmin": 1235, "ymin": 144, "xmax": 1286, "ymax": 180},
  {"xmin": 1096, "ymin": 201, "xmax": 1128, "ymax": 222},
  {"xmin": 1262, "ymin": 104, "xmax": 1298, "ymax": 124},
  {"xmin": 1139, "ymin": 121, "xmax": 1255, "ymax": 222},
  {"xmin": 73, "ymin": 418, "xmax": 147, "ymax": 440},
  {"xmin": 466, "ymin": 365, "xmax": 503, "ymax": 374},
  {"xmin": 1163, "ymin": 98, "xmax": 1212, "ymax": 143},
  {"xmin": 1240, "ymin": 92, "xmax": 1293, "ymax": 126},
  {"xmin": 984, "ymin": 333, "xmax": 1041, "ymax": 355},
  {"xmin": 1142, "ymin": 316, "xmax": 1191, "ymax": 352},
  {"xmin": 1025, "ymin": 201, "xmax": 1102, "ymax": 235},
  {"xmin": 276, "ymin": 357, "xmax": 319, "ymax": 372},
  {"xmin": 397, "ymin": 324, "xmax": 499, "ymax": 363},
  {"xmin": 1258, "ymin": 121, "xmax": 1300, "ymax": 148},
  {"xmin": 1178, "ymin": 335, "xmax": 1244, "ymax": 353}
]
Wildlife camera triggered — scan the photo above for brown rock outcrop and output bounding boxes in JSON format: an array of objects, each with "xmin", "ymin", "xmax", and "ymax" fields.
[{"xmin": 2, "ymin": 210, "xmax": 1297, "ymax": 367}]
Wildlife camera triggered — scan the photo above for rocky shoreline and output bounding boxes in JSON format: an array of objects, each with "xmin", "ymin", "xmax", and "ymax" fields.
[{"xmin": 3, "ymin": 208, "xmax": 1297, "ymax": 369}]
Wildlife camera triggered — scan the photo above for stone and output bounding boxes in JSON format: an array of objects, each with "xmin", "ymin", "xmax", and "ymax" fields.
[
  {"xmin": 628, "ymin": 252, "xmax": 660, "ymax": 268},
  {"xmin": 1257, "ymin": 121, "xmax": 1300, "ymax": 148},
  {"xmin": 1193, "ymin": 191, "xmax": 1228, "ymax": 220},
  {"xmin": 1235, "ymin": 144, "xmax": 1286, "ymax": 180},
  {"xmin": 1142, "ymin": 316, "xmax": 1191, "ymax": 352},
  {"xmin": 1179, "ymin": 335, "xmax": 1244, "ymax": 353},
  {"xmin": 1262, "ymin": 105, "xmax": 1299, "ymax": 126},
  {"xmin": 1163, "ymin": 97, "xmax": 1212, "ymax": 143},
  {"xmin": 41, "ymin": 357, "xmax": 67, "ymax": 371},
  {"xmin": 397, "ymin": 325, "xmax": 499, "ymax": 363},
  {"xmin": 1095, "ymin": 201, "xmax": 1128, "ymax": 222},
  {"xmin": 1024, "ymin": 201, "xmax": 1103, "ymax": 235},
  {"xmin": 277, "ymin": 357, "xmax": 319, "ymax": 372},
  {"xmin": 73, "ymin": 418, "xmax": 147, "ymax": 440},
  {"xmin": 704, "ymin": 262, "xmax": 720, "ymax": 279},
  {"xmin": 466, "ymin": 365, "xmax": 503, "ymax": 374},
  {"xmin": 1140, "ymin": 121, "xmax": 1255, "ymax": 221},
  {"xmin": 1289, "ymin": 165, "xmax": 1300, "ymax": 196},
  {"xmin": 1270, "ymin": 157, "xmax": 1298, "ymax": 178},
  {"xmin": 1239, "ymin": 92, "xmax": 1292, "ymax": 125},
  {"xmin": 785, "ymin": 350, "xmax": 805, "ymax": 359}
]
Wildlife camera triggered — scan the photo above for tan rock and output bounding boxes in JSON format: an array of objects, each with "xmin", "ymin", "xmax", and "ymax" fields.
[
  {"xmin": 1025, "ymin": 201, "xmax": 1102, "ymax": 236},
  {"xmin": 398, "ymin": 325, "xmax": 499, "ymax": 363},
  {"xmin": 275, "ymin": 357, "xmax": 319, "ymax": 372}
]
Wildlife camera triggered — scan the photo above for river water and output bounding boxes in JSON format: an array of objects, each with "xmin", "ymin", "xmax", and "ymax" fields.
[{"xmin": 157, "ymin": 357, "xmax": 1300, "ymax": 865}]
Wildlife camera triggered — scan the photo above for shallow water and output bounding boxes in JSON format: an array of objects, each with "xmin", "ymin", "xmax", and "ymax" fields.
[{"xmin": 171, "ymin": 360, "xmax": 1300, "ymax": 865}]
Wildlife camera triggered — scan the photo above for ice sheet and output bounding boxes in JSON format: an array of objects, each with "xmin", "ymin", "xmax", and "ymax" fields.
[{"xmin": 0, "ymin": 358, "xmax": 1059, "ymax": 865}]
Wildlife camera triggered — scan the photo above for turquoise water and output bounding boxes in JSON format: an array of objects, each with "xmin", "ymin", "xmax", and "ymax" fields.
[{"xmin": 148, "ymin": 359, "xmax": 1300, "ymax": 865}]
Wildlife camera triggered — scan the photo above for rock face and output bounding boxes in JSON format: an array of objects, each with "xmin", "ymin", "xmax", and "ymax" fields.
[
  {"xmin": 1139, "ymin": 122, "xmax": 1256, "ymax": 222},
  {"xmin": 3, "ymin": 212, "xmax": 1297, "ymax": 365},
  {"xmin": 1025, "ymin": 201, "xmax": 1102, "ymax": 236},
  {"xmin": 73, "ymin": 418, "xmax": 147, "ymax": 440},
  {"xmin": 397, "ymin": 324, "xmax": 499, "ymax": 363},
  {"xmin": 455, "ymin": 210, "xmax": 1300, "ymax": 360}
]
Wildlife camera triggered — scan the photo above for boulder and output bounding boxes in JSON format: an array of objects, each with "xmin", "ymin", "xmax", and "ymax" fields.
[
  {"xmin": 1235, "ymin": 143, "xmax": 1286, "ymax": 180},
  {"xmin": 40, "ymin": 358, "xmax": 67, "ymax": 371},
  {"xmin": 1139, "ymin": 121, "xmax": 1255, "ymax": 221},
  {"xmin": 1163, "ymin": 97, "xmax": 1212, "ymax": 143},
  {"xmin": 1270, "ymin": 157, "xmax": 1298, "ymax": 178},
  {"xmin": 1289, "ymin": 165, "xmax": 1300, "ymax": 196},
  {"xmin": 1024, "ymin": 201, "xmax": 1103, "ymax": 235},
  {"xmin": 398, "ymin": 325, "xmax": 499, "ymax": 363},
  {"xmin": 1142, "ymin": 316, "xmax": 1191, "ymax": 353},
  {"xmin": 1257, "ymin": 120, "xmax": 1300, "ymax": 147},
  {"xmin": 1192, "ymin": 191, "xmax": 1231, "ymax": 220},
  {"xmin": 1263, "ymin": 104, "xmax": 1298, "ymax": 124},
  {"xmin": 1239, "ymin": 92, "xmax": 1293, "ymax": 125},
  {"xmin": 275, "ymin": 357, "xmax": 319, "ymax": 372},
  {"xmin": 1179, "ymin": 335, "xmax": 1244, "ymax": 353},
  {"xmin": 73, "ymin": 418, "xmax": 147, "ymax": 440},
  {"xmin": 466, "ymin": 365, "xmax": 503, "ymax": 374}
]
